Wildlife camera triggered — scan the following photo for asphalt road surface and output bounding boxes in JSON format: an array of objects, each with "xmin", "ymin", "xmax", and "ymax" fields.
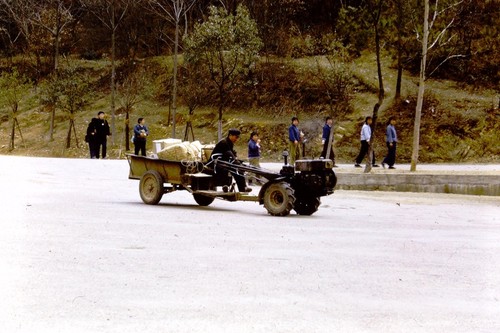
[{"xmin": 1, "ymin": 155, "xmax": 499, "ymax": 333}]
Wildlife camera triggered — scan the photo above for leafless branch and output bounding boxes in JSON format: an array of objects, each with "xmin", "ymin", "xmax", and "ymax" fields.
[{"xmin": 427, "ymin": 53, "xmax": 468, "ymax": 78}]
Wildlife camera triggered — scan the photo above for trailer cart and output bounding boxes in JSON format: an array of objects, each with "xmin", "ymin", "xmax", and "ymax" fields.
[{"xmin": 127, "ymin": 154, "xmax": 336, "ymax": 216}]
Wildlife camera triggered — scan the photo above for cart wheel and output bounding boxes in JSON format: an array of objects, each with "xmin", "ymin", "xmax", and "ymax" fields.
[
  {"xmin": 139, "ymin": 170, "xmax": 164, "ymax": 205},
  {"xmin": 294, "ymin": 197, "xmax": 321, "ymax": 216},
  {"xmin": 263, "ymin": 182, "xmax": 295, "ymax": 216},
  {"xmin": 193, "ymin": 194, "xmax": 215, "ymax": 206}
]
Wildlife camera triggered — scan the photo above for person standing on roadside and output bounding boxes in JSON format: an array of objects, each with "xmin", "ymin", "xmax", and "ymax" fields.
[
  {"xmin": 247, "ymin": 131, "xmax": 262, "ymax": 185},
  {"xmin": 94, "ymin": 111, "xmax": 111, "ymax": 159},
  {"xmin": 355, "ymin": 116, "xmax": 378, "ymax": 167},
  {"xmin": 320, "ymin": 116, "xmax": 337, "ymax": 167},
  {"xmin": 86, "ymin": 116, "xmax": 98, "ymax": 159},
  {"xmin": 133, "ymin": 117, "xmax": 149, "ymax": 156},
  {"xmin": 382, "ymin": 117, "xmax": 398, "ymax": 169},
  {"xmin": 288, "ymin": 117, "xmax": 301, "ymax": 164}
]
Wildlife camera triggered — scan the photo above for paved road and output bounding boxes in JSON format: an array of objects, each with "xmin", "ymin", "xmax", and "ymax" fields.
[{"xmin": 1, "ymin": 155, "xmax": 499, "ymax": 333}]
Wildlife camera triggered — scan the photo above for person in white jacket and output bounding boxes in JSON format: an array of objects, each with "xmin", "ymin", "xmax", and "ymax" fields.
[{"xmin": 354, "ymin": 116, "xmax": 378, "ymax": 167}]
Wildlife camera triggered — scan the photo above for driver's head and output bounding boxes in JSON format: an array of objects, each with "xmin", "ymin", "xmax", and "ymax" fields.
[{"xmin": 228, "ymin": 128, "xmax": 241, "ymax": 143}]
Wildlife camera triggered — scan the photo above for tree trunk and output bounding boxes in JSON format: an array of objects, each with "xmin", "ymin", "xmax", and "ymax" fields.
[
  {"xmin": 15, "ymin": 117, "xmax": 25, "ymax": 148},
  {"xmin": 325, "ymin": 121, "xmax": 334, "ymax": 160},
  {"xmin": 10, "ymin": 117, "xmax": 16, "ymax": 151},
  {"xmin": 217, "ymin": 86, "xmax": 225, "ymax": 141},
  {"xmin": 411, "ymin": 0, "xmax": 429, "ymax": 172},
  {"xmin": 217, "ymin": 104, "xmax": 223, "ymax": 142},
  {"xmin": 184, "ymin": 108, "xmax": 195, "ymax": 142},
  {"xmin": 171, "ymin": 19, "xmax": 180, "ymax": 138},
  {"xmin": 110, "ymin": 1, "xmax": 116, "ymax": 145},
  {"xmin": 66, "ymin": 119, "xmax": 73, "ymax": 148},
  {"xmin": 394, "ymin": 0, "xmax": 403, "ymax": 102},
  {"xmin": 72, "ymin": 119, "xmax": 80, "ymax": 148},
  {"xmin": 49, "ymin": 105, "xmax": 55, "ymax": 141},
  {"xmin": 54, "ymin": 1, "xmax": 61, "ymax": 74},
  {"xmin": 125, "ymin": 110, "xmax": 130, "ymax": 151},
  {"xmin": 364, "ymin": 7, "xmax": 385, "ymax": 173}
]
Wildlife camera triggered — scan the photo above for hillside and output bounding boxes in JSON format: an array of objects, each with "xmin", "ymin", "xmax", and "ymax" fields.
[{"xmin": 0, "ymin": 53, "xmax": 498, "ymax": 164}]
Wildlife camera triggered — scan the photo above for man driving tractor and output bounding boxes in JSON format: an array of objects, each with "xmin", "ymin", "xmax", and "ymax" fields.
[{"xmin": 209, "ymin": 128, "xmax": 252, "ymax": 193}]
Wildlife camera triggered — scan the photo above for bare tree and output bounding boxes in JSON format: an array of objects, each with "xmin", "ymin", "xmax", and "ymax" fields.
[
  {"xmin": 178, "ymin": 64, "xmax": 210, "ymax": 141},
  {"xmin": 0, "ymin": 0, "xmax": 41, "ymax": 71},
  {"xmin": 30, "ymin": 0, "xmax": 74, "ymax": 74},
  {"xmin": 391, "ymin": 0, "xmax": 413, "ymax": 102},
  {"xmin": 0, "ymin": 0, "xmax": 75, "ymax": 76},
  {"xmin": 29, "ymin": 0, "xmax": 75, "ymax": 141},
  {"xmin": 0, "ymin": 68, "xmax": 32, "ymax": 151},
  {"xmin": 148, "ymin": 0, "xmax": 197, "ymax": 139},
  {"xmin": 55, "ymin": 65, "xmax": 90, "ymax": 149},
  {"xmin": 364, "ymin": 0, "xmax": 387, "ymax": 173},
  {"xmin": 410, "ymin": 0, "xmax": 464, "ymax": 171},
  {"xmin": 117, "ymin": 65, "xmax": 152, "ymax": 151},
  {"xmin": 39, "ymin": 73, "xmax": 60, "ymax": 141},
  {"xmin": 80, "ymin": 0, "xmax": 137, "ymax": 145}
]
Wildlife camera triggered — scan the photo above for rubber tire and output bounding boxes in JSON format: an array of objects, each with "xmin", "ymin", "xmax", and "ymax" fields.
[
  {"xmin": 193, "ymin": 194, "xmax": 215, "ymax": 206},
  {"xmin": 263, "ymin": 182, "xmax": 295, "ymax": 216},
  {"xmin": 139, "ymin": 170, "xmax": 164, "ymax": 205},
  {"xmin": 294, "ymin": 197, "xmax": 321, "ymax": 216}
]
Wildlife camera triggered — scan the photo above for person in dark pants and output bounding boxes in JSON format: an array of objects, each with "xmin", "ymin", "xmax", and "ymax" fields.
[
  {"xmin": 382, "ymin": 117, "xmax": 398, "ymax": 169},
  {"xmin": 94, "ymin": 111, "xmax": 111, "ymax": 159},
  {"xmin": 133, "ymin": 117, "xmax": 149, "ymax": 156},
  {"xmin": 86, "ymin": 117, "xmax": 98, "ymax": 159},
  {"xmin": 210, "ymin": 128, "xmax": 251, "ymax": 193},
  {"xmin": 247, "ymin": 131, "xmax": 264, "ymax": 185},
  {"xmin": 355, "ymin": 116, "xmax": 378, "ymax": 167},
  {"xmin": 288, "ymin": 117, "xmax": 301, "ymax": 164},
  {"xmin": 320, "ymin": 116, "xmax": 337, "ymax": 166}
]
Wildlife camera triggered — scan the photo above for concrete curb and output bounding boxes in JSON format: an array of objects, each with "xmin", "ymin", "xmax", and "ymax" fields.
[
  {"xmin": 260, "ymin": 162, "xmax": 500, "ymax": 196},
  {"xmin": 335, "ymin": 172, "xmax": 500, "ymax": 196}
]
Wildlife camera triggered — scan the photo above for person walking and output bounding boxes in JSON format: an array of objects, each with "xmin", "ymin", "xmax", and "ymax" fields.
[
  {"xmin": 210, "ymin": 128, "xmax": 251, "ymax": 193},
  {"xmin": 133, "ymin": 117, "xmax": 149, "ymax": 156},
  {"xmin": 247, "ymin": 131, "xmax": 262, "ymax": 185},
  {"xmin": 382, "ymin": 117, "xmax": 398, "ymax": 169},
  {"xmin": 94, "ymin": 111, "xmax": 111, "ymax": 159},
  {"xmin": 354, "ymin": 116, "xmax": 378, "ymax": 167},
  {"xmin": 288, "ymin": 117, "xmax": 301, "ymax": 164},
  {"xmin": 320, "ymin": 116, "xmax": 337, "ymax": 166}
]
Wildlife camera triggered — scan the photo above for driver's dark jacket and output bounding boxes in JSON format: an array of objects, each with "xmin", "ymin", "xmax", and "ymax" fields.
[
  {"xmin": 210, "ymin": 137, "xmax": 237, "ymax": 162},
  {"xmin": 209, "ymin": 136, "xmax": 246, "ymax": 190}
]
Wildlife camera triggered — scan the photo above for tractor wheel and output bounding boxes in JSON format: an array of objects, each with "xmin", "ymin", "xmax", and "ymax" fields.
[
  {"xmin": 263, "ymin": 182, "xmax": 295, "ymax": 216},
  {"xmin": 139, "ymin": 170, "xmax": 164, "ymax": 205},
  {"xmin": 193, "ymin": 194, "xmax": 215, "ymax": 206},
  {"xmin": 294, "ymin": 197, "xmax": 321, "ymax": 216}
]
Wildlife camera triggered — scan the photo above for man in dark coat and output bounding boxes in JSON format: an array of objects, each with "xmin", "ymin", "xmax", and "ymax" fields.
[
  {"xmin": 320, "ymin": 116, "xmax": 337, "ymax": 166},
  {"xmin": 210, "ymin": 128, "xmax": 251, "ymax": 192},
  {"xmin": 93, "ymin": 111, "xmax": 111, "ymax": 159},
  {"xmin": 86, "ymin": 117, "xmax": 98, "ymax": 159}
]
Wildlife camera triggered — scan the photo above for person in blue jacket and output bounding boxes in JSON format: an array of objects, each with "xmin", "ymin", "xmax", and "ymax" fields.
[
  {"xmin": 320, "ymin": 116, "xmax": 337, "ymax": 166},
  {"xmin": 288, "ymin": 117, "xmax": 301, "ymax": 164},
  {"xmin": 133, "ymin": 117, "xmax": 149, "ymax": 156},
  {"xmin": 247, "ymin": 131, "xmax": 263, "ymax": 185},
  {"xmin": 382, "ymin": 117, "xmax": 398, "ymax": 169}
]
